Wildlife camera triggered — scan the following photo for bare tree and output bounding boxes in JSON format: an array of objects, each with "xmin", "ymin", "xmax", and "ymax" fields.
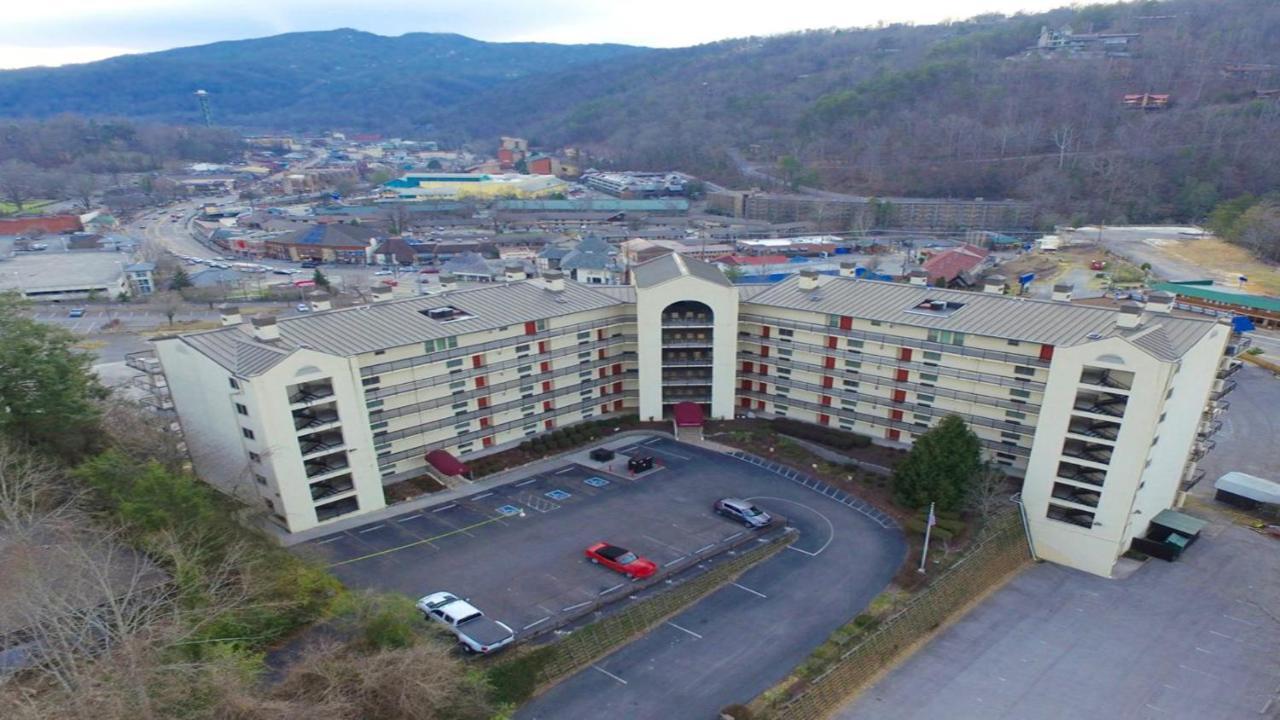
[
  {"xmin": 965, "ymin": 463, "xmax": 1013, "ymax": 532},
  {"xmin": 0, "ymin": 160, "xmax": 39, "ymax": 212},
  {"xmin": 0, "ymin": 438, "xmax": 79, "ymax": 530},
  {"xmin": 96, "ymin": 399, "xmax": 188, "ymax": 473},
  {"xmin": 1051, "ymin": 124, "xmax": 1075, "ymax": 170},
  {"xmin": 385, "ymin": 204, "xmax": 412, "ymax": 236},
  {"xmin": 151, "ymin": 291, "xmax": 184, "ymax": 326}
]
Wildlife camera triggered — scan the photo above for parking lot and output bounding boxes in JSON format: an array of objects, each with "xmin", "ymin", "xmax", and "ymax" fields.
[
  {"xmin": 299, "ymin": 435, "xmax": 905, "ymax": 719},
  {"xmin": 26, "ymin": 306, "xmax": 218, "ymax": 333}
]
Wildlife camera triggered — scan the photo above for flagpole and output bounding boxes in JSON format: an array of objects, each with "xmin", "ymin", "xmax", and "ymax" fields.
[{"xmin": 918, "ymin": 501, "xmax": 934, "ymax": 574}]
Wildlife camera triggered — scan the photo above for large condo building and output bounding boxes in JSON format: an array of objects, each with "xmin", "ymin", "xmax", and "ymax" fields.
[{"xmin": 155, "ymin": 257, "xmax": 1233, "ymax": 578}]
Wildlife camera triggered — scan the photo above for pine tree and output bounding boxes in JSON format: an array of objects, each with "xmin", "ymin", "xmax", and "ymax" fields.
[
  {"xmin": 168, "ymin": 267, "xmax": 192, "ymax": 291},
  {"xmin": 313, "ymin": 268, "xmax": 331, "ymax": 290},
  {"xmin": 892, "ymin": 415, "xmax": 982, "ymax": 512}
]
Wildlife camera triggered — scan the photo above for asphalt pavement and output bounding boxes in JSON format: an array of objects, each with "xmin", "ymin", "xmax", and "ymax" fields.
[
  {"xmin": 516, "ymin": 438, "xmax": 905, "ymax": 720},
  {"xmin": 1193, "ymin": 363, "xmax": 1280, "ymax": 495}
]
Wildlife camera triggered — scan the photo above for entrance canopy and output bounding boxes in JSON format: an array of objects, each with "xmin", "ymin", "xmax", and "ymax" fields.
[
  {"xmin": 426, "ymin": 449, "xmax": 468, "ymax": 477},
  {"xmin": 673, "ymin": 401, "xmax": 705, "ymax": 428}
]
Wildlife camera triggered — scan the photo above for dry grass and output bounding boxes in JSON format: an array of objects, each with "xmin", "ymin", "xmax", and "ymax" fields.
[
  {"xmin": 1160, "ymin": 238, "xmax": 1280, "ymax": 295},
  {"xmin": 138, "ymin": 320, "xmax": 222, "ymax": 336}
]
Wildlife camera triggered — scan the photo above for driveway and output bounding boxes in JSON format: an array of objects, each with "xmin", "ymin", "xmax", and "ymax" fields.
[
  {"xmin": 516, "ymin": 438, "xmax": 904, "ymax": 720},
  {"xmin": 839, "ymin": 516, "xmax": 1280, "ymax": 720}
]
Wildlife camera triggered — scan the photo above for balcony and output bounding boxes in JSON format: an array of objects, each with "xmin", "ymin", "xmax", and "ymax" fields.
[
  {"xmin": 289, "ymin": 381, "xmax": 336, "ymax": 407},
  {"xmin": 1066, "ymin": 418, "xmax": 1120, "ymax": 442},
  {"xmin": 1210, "ymin": 379, "xmax": 1237, "ymax": 401},
  {"xmin": 304, "ymin": 453, "xmax": 350, "ymax": 480},
  {"xmin": 1226, "ymin": 335, "xmax": 1251, "ymax": 355},
  {"xmin": 315, "ymin": 495, "xmax": 360, "ymax": 522},
  {"xmin": 1056, "ymin": 461, "xmax": 1106, "ymax": 488},
  {"xmin": 1061, "ymin": 439, "xmax": 1114, "ymax": 465},
  {"xmin": 293, "ymin": 403, "xmax": 340, "ymax": 432},
  {"xmin": 1217, "ymin": 360, "xmax": 1242, "ymax": 379},
  {"xmin": 1180, "ymin": 468, "xmax": 1206, "ymax": 492},
  {"xmin": 1191, "ymin": 439, "xmax": 1216, "ymax": 461},
  {"xmin": 1079, "ymin": 367, "xmax": 1133, "ymax": 392},
  {"xmin": 310, "ymin": 473, "xmax": 355, "ymax": 501},
  {"xmin": 661, "ymin": 315, "xmax": 714, "ymax": 327},
  {"xmin": 1052, "ymin": 482, "xmax": 1102, "ymax": 508},
  {"xmin": 1198, "ymin": 419, "xmax": 1222, "ymax": 439},
  {"xmin": 1072, "ymin": 390, "xmax": 1128, "ymax": 418},
  {"xmin": 1046, "ymin": 503, "xmax": 1096, "ymax": 529},
  {"xmin": 662, "ymin": 335, "xmax": 714, "ymax": 348},
  {"xmin": 662, "ymin": 351, "xmax": 713, "ymax": 367},
  {"xmin": 299, "ymin": 431, "xmax": 345, "ymax": 458}
]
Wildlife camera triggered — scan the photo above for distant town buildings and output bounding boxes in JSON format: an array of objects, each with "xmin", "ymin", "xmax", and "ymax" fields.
[
  {"xmin": 1032, "ymin": 25, "xmax": 1140, "ymax": 58},
  {"xmin": 382, "ymin": 172, "xmax": 568, "ymax": 200},
  {"xmin": 582, "ymin": 171, "xmax": 691, "ymax": 199}
]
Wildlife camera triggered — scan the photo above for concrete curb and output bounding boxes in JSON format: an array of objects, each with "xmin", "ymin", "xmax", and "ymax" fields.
[{"xmin": 725, "ymin": 449, "xmax": 900, "ymax": 531}]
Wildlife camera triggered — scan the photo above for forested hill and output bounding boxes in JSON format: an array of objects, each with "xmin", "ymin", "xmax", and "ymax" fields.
[
  {"xmin": 449, "ymin": 0, "xmax": 1280, "ymax": 225},
  {"xmin": 0, "ymin": 29, "xmax": 644, "ymax": 129},
  {"xmin": 3, "ymin": 0, "xmax": 1279, "ymax": 223}
]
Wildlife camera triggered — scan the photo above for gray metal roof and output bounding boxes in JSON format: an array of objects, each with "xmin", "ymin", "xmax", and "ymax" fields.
[
  {"xmin": 744, "ymin": 275, "xmax": 1217, "ymax": 359},
  {"xmin": 632, "ymin": 253, "xmax": 731, "ymax": 289},
  {"xmin": 179, "ymin": 279, "xmax": 631, "ymax": 371}
]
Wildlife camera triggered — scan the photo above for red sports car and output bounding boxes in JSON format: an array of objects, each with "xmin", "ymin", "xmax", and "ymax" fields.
[{"xmin": 584, "ymin": 542, "xmax": 657, "ymax": 579}]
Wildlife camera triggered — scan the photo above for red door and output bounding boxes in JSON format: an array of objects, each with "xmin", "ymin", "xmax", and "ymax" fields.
[
  {"xmin": 820, "ymin": 395, "xmax": 832, "ymax": 407},
  {"xmin": 479, "ymin": 416, "xmax": 490, "ymax": 428},
  {"xmin": 538, "ymin": 340, "xmax": 549, "ymax": 353},
  {"xmin": 890, "ymin": 409, "xmax": 904, "ymax": 421},
  {"xmin": 761, "ymin": 346, "xmax": 770, "ymax": 358},
  {"xmin": 614, "ymin": 399, "xmax": 624, "ymax": 411},
  {"xmin": 613, "ymin": 382, "xmax": 622, "ymax": 394},
  {"xmin": 839, "ymin": 316, "xmax": 853, "ymax": 331},
  {"xmin": 762, "ymin": 326, "xmax": 771, "ymax": 339},
  {"xmin": 886, "ymin": 428, "xmax": 901, "ymax": 441},
  {"xmin": 477, "ymin": 396, "xmax": 490, "ymax": 409},
  {"xmin": 475, "ymin": 375, "xmax": 487, "ymax": 389},
  {"xmin": 822, "ymin": 376, "xmax": 834, "ymax": 389},
  {"xmin": 544, "ymin": 419, "xmax": 555, "ymax": 430},
  {"xmin": 742, "ymin": 361, "xmax": 754, "ymax": 373},
  {"xmin": 824, "ymin": 356, "xmax": 836, "ymax": 370},
  {"xmin": 755, "ymin": 400, "xmax": 765, "ymax": 410},
  {"xmin": 612, "ymin": 363, "xmax": 622, "ymax": 375},
  {"xmin": 598, "ymin": 349, "xmax": 607, "ymax": 360},
  {"xmin": 482, "ymin": 436, "xmax": 493, "ymax": 448},
  {"xmin": 597, "ymin": 328, "xmax": 606, "ymax": 341},
  {"xmin": 1040, "ymin": 344, "xmax": 1055, "ymax": 362},
  {"xmin": 818, "ymin": 413, "xmax": 830, "ymax": 425},
  {"xmin": 892, "ymin": 389, "xmax": 906, "ymax": 403},
  {"xmin": 524, "ymin": 321, "xmax": 537, "ymax": 335},
  {"xmin": 599, "ymin": 367, "xmax": 608, "ymax": 379},
  {"xmin": 740, "ymin": 397, "xmax": 751, "ymax": 408},
  {"xmin": 895, "ymin": 369, "xmax": 908, "ymax": 382},
  {"xmin": 601, "ymin": 403, "xmax": 609, "ymax": 414},
  {"xmin": 472, "ymin": 354, "xmax": 485, "ymax": 369},
  {"xmin": 540, "ymin": 360, "xmax": 551, "ymax": 373},
  {"xmin": 827, "ymin": 336, "xmax": 838, "ymax": 350},
  {"xmin": 899, "ymin": 347, "xmax": 913, "ymax": 362},
  {"xmin": 543, "ymin": 400, "xmax": 554, "ymax": 412}
]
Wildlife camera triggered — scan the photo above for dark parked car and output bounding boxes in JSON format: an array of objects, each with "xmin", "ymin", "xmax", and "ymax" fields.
[
  {"xmin": 589, "ymin": 448, "xmax": 615, "ymax": 462},
  {"xmin": 300, "ymin": 260, "xmax": 319, "ymax": 268},
  {"xmin": 627, "ymin": 456, "xmax": 655, "ymax": 473},
  {"xmin": 714, "ymin": 498, "xmax": 773, "ymax": 529}
]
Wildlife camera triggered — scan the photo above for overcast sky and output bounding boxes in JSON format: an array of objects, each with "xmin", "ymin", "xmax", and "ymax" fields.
[{"xmin": 0, "ymin": 0, "xmax": 1072, "ymax": 69}]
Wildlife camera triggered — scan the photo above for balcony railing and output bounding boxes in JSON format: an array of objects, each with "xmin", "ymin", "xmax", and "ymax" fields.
[
  {"xmin": 1066, "ymin": 422, "xmax": 1119, "ymax": 441},
  {"xmin": 1079, "ymin": 370, "xmax": 1132, "ymax": 392},
  {"xmin": 1180, "ymin": 468, "xmax": 1206, "ymax": 492},
  {"xmin": 300, "ymin": 434, "xmax": 345, "ymax": 457},
  {"xmin": 663, "ymin": 355, "xmax": 713, "ymax": 367},
  {"xmin": 289, "ymin": 384, "xmax": 336, "ymax": 406},
  {"xmin": 1198, "ymin": 420, "xmax": 1222, "ymax": 438},
  {"xmin": 1057, "ymin": 466, "xmax": 1106, "ymax": 488},
  {"xmin": 315, "ymin": 496, "xmax": 360, "ymax": 522},
  {"xmin": 125, "ymin": 350, "xmax": 163, "ymax": 375},
  {"xmin": 1217, "ymin": 360, "xmax": 1242, "ymax": 379},
  {"xmin": 1227, "ymin": 336, "xmax": 1251, "ymax": 355},
  {"xmin": 1062, "ymin": 443, "xmax": 1113, "ymax": 465},
  {"xmin": 1072, "ymin": 394, "xmax": 1127, "ymax": 418},
  {"xmin": 310, "ymin": 475, "xmax": 355, "ymax": 501},
  {"xmin": 662, "ymin": 377, "xmax": 714, "ymax": 386},
  {"xmin": 293, "ymin": 406, "xmax": 339, "ymax": 431},
  {"xmin": 1046, "ymin": 504, "xmax": 1096, "ymax": 529},
  {"xmin": 1211, "ymin": 380, "xmax": 1237, "ymax": 401},
  {"xmin": 305, "ymin": 457, "xmax": 350, "ymax": 479},
  {"xmin": 1052, "ymin": 485, "xmax": 1102, "ymax": 508},
  {"xmin": 739, "ymin": 313, "xmax": 1052, "ymax": 369},
  {"xmin": 661, "ymin": 315, "xmax": 714, "ymax": 327}
]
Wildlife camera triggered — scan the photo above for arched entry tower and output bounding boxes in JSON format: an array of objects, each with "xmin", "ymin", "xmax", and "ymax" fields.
[{"xmin": 632, "ymin": 254, "xmax": 738, "ymax": 422}]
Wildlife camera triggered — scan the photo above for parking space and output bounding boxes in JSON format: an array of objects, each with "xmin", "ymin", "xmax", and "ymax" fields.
[{"xmin": 299, "ymin": 448, "xmax": 793, "ymax": 636}]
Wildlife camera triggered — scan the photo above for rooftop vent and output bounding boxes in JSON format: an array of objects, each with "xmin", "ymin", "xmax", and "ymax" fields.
[
  {"xmin": 905, "ymin": 298, "xmax": 966, "ymax": 318},
  {"xmin": 418, "ymin": 305, "xmax": 475, "ymax": 322}
]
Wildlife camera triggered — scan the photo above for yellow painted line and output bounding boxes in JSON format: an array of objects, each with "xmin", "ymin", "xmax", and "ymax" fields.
[{"xmin": 327, "ymin": 513, "xmax": 509, "ymax": 568}]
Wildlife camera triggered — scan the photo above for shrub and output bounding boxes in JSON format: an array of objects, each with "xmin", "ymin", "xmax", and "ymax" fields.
[
  {"xmin": 487, "ymin": 645, "xmax": 556, "ymax": 705},
  {"xmin": 769, "ymin": 418, "xmax": 871, "ymax": 451},
  {"xmin": 720, "ymin": 703, "xmax": 754, "ymax": 720},
  {"xmin": 356, "ymin": 594, "xmax": 421, "ymax": 650}
]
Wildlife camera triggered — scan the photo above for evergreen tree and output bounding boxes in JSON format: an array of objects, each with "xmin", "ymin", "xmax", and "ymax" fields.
[
  {"xmin": 892, "ymin": 414, "xmax": 982, "ymax": 512},
  {"xmin": 169, "ymin": 266, "xmax": 192, "ymax": 290},
  {"xmin": 313, "ymin": 268, "xmax": 331, "ymax": 290}
]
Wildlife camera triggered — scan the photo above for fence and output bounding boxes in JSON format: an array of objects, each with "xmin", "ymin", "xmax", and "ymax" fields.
[
  {"xmin": 764, "ymin": 512, "xmax": 1031, "ymax": 720},
  {"xmin": 488, "ymin": 530, "xmax": 796, "ymax": 704}
]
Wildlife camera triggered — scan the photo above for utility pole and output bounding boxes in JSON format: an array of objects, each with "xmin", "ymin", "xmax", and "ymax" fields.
[{"xmin": 918, "ymin": 502, "xmax": 936, "ymax": 573}]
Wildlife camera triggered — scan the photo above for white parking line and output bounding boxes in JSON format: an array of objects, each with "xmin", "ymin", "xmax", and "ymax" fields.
[
  {"xmin": 515, "ymin": 478, "xmax": 538, "ymax": 487},
  {"xmin": 666, "ymin": 621, "xmax": 702, "ymax": 639},
  {"xmin": 523, "ymin": 617, "xmax": 550, "ymax": 631},
  {"xmin": 432, "ymin": 504, "xmax": 458, "ymax": 512},
  {"xmin": 472, "ymin": 492, "xmax": 494, "ymax": 500},
  {"xmin": 592, "ymin": 665, "xmax": 627, "ymax": 685},
  {"xmin": 397, "ymin": 514, "xmax": 423, "ymax": 523},
  {"xmin": 599, "ymin": 583, "xmax": 625, "ymax": 595},
  {"xmin": 664, "ymin": 556, "xmax": 687, "ymax": 567},
  {"xmin": 357, "ymin": 524, "xmax": 385, "ymax": 534},
  {"xmin": 555, "ymin": 467, "xmax": 575, "ymax": 475},
  {"xmin": 747, "ymin": 495, "xmax": 835, "ymax": 557},
  {"xmin": 316, "ymin": 536, "xmax": 341, "ymax": 545},
  {"xmin": 562, "ymin": 600, "xmax": 592, "ymax": 612},
  {"xmin": 694, "ymin": 543, "xmax": 716, "ymax": 554},
  {"xmin": 731, "ymin": 582, "xmax": 768, "ymax": 599}
]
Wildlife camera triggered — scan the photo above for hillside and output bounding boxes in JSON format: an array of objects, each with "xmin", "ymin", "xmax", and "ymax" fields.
[
  {"xmin": 0, "ymin": 29, "xmax": 644, "ymax": 130},
  {"xmin": 2, "ymin": 0, "xmax": 1279, "ymax": 223},
  {"xmin": 453, "ymin": 0, "xmax": 1280, "ymax": 225}
]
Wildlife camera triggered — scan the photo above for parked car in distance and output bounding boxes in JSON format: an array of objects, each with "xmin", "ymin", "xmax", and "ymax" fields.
[
  {"xmin": 272, "ymin": 269, "xmax": 292, "ymax": 275},
  {"xmin": 714, "ymin": 498, "xmax": 773, "ymax": 529},
  {"xmin": 374, "ymin": 270, "xmax": 393, "ymax": 276},
  {"xmin": 300, "ymin": 261, "xmax": 319, "ymax": 268},
  {"xmin": 585, "ymin": 542, "xmax": 657, "ymax": 579},
  {"xmin": 67, "ymin": 308, "xmax": 85, "ymax": 318},
  {"xmin": 296, "ymin": 303, "xmax": 309, "ymax": 313},
  {"xmin": 416, "ymin": 592, "xmax": 514, "ymax": 654}
]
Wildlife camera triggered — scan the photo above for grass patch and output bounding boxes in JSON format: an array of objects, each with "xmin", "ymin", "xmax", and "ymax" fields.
[
  {"xmin": 1163, "ymin": 237, "xmax": 1280, "ymax": 295},
  {"xmin": 0, "ymin": 199, "xmax": 55, "ymax": 214}
]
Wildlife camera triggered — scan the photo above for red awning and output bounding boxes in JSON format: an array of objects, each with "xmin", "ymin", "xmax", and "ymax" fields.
[
  {"xmin": 426, "ymin": 449, "xmax": 469, "ymax": 476},
  {"xmin": 673, "ymin": 401, "xmax": 705, "ymax": 427}
]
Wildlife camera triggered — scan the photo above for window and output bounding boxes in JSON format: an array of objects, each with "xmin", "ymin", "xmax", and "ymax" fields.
[
  {"xmin": 424, "ymin": 336, "xmax": 459, "ymax": 354},
  {"xmin": 235, "ymin": 402, "xmax": 249, "ymax": 416},
  {"xmin": 922, "ymin": 351, "xmax": 941, "ymax": 362},
  {"xmin": 263, "ymin": 498, "xmax": 274, "ymax": 511},
  {"xmin": 522, "ymin": 404, "xmax": 536, "ymax": 417},
  {"xmin": 870, "ymin": 320, "xmax": 883, "ymax": 327},
  {"xmin": 1001, "ymin": 431, "xmax": 1021, "ymax": 440},
  {"xmin": 535, "ymin": 320, "xmax": 547, "ymax": 332},
  {"xmin": 578, "ymin": 351, "xmax": 591, "ymax": 363},
  {"xmin": 1006, "ymin": 339, "xmax": 1021, "ymax": 346},
  {"xmin": 844, "ymin": 359, "xmax": 861, "ymax": 370},
  {"xmin": 841, "ymin": 397, "xmax": 857, "ymax": 408},
  {"xmin": 913, "ymin": 413, "xmax": 930, "ymax": 422},
  {"xmin": 366, "ymin": 399, "xmax": 383, "ymax": 409},
  {"xmin": 519, "ymin": 364, "xmax": 533, "ymax": 378},
  {"xmin": 774, "ymin": 404, "xmax": 789, "ymax": 416},
  {"xmin": 1010, "ymin": 389, "xmax": 1031, "ymax": 399},
  {"xmin": 776, "ymin": 366, "xmax": 791, "ymax": 377},
  {"xmin": 254, "ymin": 474, "xmax": 267, "ymax": 485},
  {"xmin": 577, "ymin": 331, "xmax": 590, "ymax": 342},
  {"xmin": 1014, "ymin": 366, "xmax": 1035, "ymax": 377},
  {"xmin": 920, "ymin": 373, "xmax": 938, "ymax": 384},
  {"xmin": 827, "ymin": 314, "xmax": 842, "ymax": 327},
  {"xmin": 927, "ymin": 329, "xmax": 965, "ymax": 346},
  {"xmin": 371, "ymin": 421, "xmax": 388, "ymax": 430},
  {"xmin": 521, "ymin": 385, "xmax": 534, "ymax": 398},
  {"xmin": 248, "ymin": 451, "xmax": 261, "ymax": 462},
  {"xmin": 452, "ymin": 401, "xmax": 468, "ymax": 415},
  {"xmin": 843, "ymin": 379, "xmax": 859, "ymax": 389},
  {"xmin": 362, "ymin": 376, "xmax": 380, "ymax": 386},
  {"xmin": 241, "ymin": 428, "xmax": 255, "ymax": 440},
  {"xmin": 778, "ymin": 347, "xmax": 793, "ymax": 358},
  {"xmin": 917, "ymin": 394, "xmax": 934, "ymax": 404},
  {"xmin": 450, "ymin": 380, "xmax": 466, "ymax": 394},
  {"xmin": 1166, "ymin": 388, "xmax": 1174, "ymax": 400},
  {"xmin": 776, "ymin": 386, "xmax": 790, "ymax": 395},
  {"xmin": 1006, "ymin": 410, "xmax": 1026, "ymax": 420},
  {"xmin": 779, "ymin": 328, "xmax": 794, "ymax": 339},
  {"xmin": 996, "ymin": 452, "xmax": 1017, "ymax": 460},
  {"xmin": 1159, "ymin": 412, "xmax": 1167, "ymax": 424},
  {"xmin": 578, "ymin": 370, "xmax": 592, "ymax": 379},
  {"xmin": 228, "ymin": 377, "xmax": 240, "ymax": 390},
  {"xmin": 378, "ymin": 449, "xmax": 391, "ymax": 457},
  {"xmin": 515, "ymin": 343, "xmax": 530, "ymax": 356},
  {"xmin": 374, "ymin": 349, "xmax": 386, "ymax": 356},
  {"xmin": 523, "ymin": 424, "xmax": 538, "ymax": 436},
  {"xmin": 847, "ymin": 339, "xmax": 864, "ymax": 350},
  {"xmin": 445, "ymin": 358, "xmax": 463, "ymax": 371},
  {"xmin": 373, "ymin": 430, "xmax": 387, "ymax": 438}
]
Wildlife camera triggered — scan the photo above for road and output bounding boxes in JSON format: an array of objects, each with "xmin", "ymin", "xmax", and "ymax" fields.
[
  {"xmin": 516, "ymin": 439, "xmax": 904, "ymax": 720},
  {"xmin": 1070, "ymin": 226, "xmax": 1209, "ymax": 283}
]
